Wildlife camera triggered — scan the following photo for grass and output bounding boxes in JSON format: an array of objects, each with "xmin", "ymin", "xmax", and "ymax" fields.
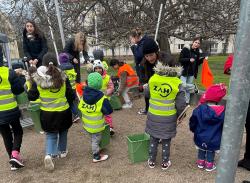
[
  {"xmin": 195, "ymin": 56, "xmax": 230, "ymax": 90},
  {"xmin": 81, "ymin": 55, "xmax": 231, "ymax": 91}
]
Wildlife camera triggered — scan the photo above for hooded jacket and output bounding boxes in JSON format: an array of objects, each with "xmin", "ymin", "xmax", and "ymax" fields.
[
  {"xmin": 179, "ymin": 45, "xmax": 203, "ymax": 78},
  {"xmin": 189, "ymin": 104, "xmax": 225, "ymax": 151},
  {"xmin": 81, "ymin": 86, "xmax": 113, "ymax": 115},
  {"xmin": 144, "ymin": 63, "xmax": 186, "ymax": 139},
  {"xmin": 27, "ymin": 67, "xmax": 74, "ymax": 132},
  {"xmin": 22, "ymin": 30, "xmax": 48, "ymax": 67}
]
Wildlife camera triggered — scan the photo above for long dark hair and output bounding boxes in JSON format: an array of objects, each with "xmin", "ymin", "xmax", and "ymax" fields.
[
  {"xmin": 23, "ymin": 20, "xmax": 44, "ymax": 38},
  {"xmin": 42, "ymin": 52, "xmax": 64, "ymax": 89}
]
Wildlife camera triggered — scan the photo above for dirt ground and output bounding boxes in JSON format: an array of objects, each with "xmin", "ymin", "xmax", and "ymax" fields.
[{"xmin": 0, "ymin": 98, "xmax": 249, "ymax": 183}]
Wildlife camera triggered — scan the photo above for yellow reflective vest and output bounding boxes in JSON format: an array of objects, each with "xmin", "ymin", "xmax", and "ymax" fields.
[
  {"xmin": 65, "ymin": 69, "xmax": 77, "ymax": 89},
  {"xmin": 0, "ymin": 67, "xmax": 17, "ymax": 111},
  {"xmin": 37, "ymin": 84, "xmax": 69, "ymax": 111},
  {"xmin": 148, "ymin": 74, "xmax": 181, "ymax": 116},
  {"xmin": 78, "ymin": 96, "xmax": 106, "ymax": 133}
]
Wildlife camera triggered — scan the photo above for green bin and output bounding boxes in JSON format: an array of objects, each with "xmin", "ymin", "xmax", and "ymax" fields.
[
  {"xmin": 16, "ymin": 92, "xmax": 29, "ymax": 105},
  {"xmin": 126, "ymin": 133, "xmax": 150, "ymax": 163},
  {"xmin": 27, "ymin": 103, "xmax": 42, "ymax": 133},
  {"xmin": 100, "ymin": 124, "xmax": 110, "ymax": 149},
  {"xmin": 109, "ymin": 95, "xmax": 122, "ymax": 110}
]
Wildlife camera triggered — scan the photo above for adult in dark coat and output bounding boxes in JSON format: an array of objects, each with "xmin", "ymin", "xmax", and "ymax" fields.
[
  {"xmin": 23, "ymin": 20, "xmax": 48, "ymax": 68},
  {"xmin": 138, "ymin": 37, "xmax": 176, "ymax": 115},
  {"xmin": 179, "ymin": 37, "xmax": 204, "ymax": 104},
  {"xmin": 130, "ymin": 28, "xmax": 148, "ymax": 84},
  {"xmin": 0, "ymin": 45, "xmax": 25, "ymax": 170},
  {"xmin": 64, "ymin": 32, "xmax": 89, "ymax": 83}
]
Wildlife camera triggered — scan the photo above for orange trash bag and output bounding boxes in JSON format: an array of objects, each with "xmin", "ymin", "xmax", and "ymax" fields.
[
  {"xmin": 75, "ymin": 82, "xmax": 86, "ymax": 98},
  {"xmin": 201, "ymin": 58, "xmax": 214, "ymax": 89}
]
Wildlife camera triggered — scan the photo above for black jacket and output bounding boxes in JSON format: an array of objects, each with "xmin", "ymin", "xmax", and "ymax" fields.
[
  {"xmin": 130, "ymin": 35, "xmax": 148, "ymax": 65},
  {"xmin": 63, "ymin": 38, "xmax": 89, "ymax": 63},
  {"xmin": 0, "ymin": 68, "xmax": 24, "ymax": 125},
  {"xmin": 23, "ymin": 31, "xmax": 48, "ymax": 67},
  {"xmin": 179, "ymin": 46, "xmax": 203, "ymax": 78}
]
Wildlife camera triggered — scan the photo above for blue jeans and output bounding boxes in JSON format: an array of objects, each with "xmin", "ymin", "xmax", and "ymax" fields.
[
  {"xmin": 46, "ymin": 130, "xmax": 68, "ymax": 156},
  {"xmin": 70, "ymin": 102, "xmax": 78, "ymax": 116},
  {"xmin": 198, "ymin": 149, "xmax": 215, "ymax": 163},
  {"xmin": 180, "ymin": 76, "xmax": 195, "ymax": 103}
]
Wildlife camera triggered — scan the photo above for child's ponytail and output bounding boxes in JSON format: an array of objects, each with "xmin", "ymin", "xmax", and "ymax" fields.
[{"xmin": 42, "ymin": 52, "xmax": 64, "ymax": 89}]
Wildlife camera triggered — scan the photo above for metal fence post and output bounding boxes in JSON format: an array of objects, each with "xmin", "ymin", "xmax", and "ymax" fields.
[{"xmin": 215, "ymin": 0, "xmax": 250, "ymax": 182}]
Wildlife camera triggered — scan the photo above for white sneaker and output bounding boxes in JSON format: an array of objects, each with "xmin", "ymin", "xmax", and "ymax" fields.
[
  {"xmin": 122, "ymin": 103, "xmax": 133, "ymax": 109},
  {"xmin": 93, "ymin": 154, "xmax": 109, "ymax": 163},
  {"xmin": 44, "ymin": 155, "xmax": 54, "ymax": 171},
  {"xmin": 59, "ymin": 151, "xmax": 68, "ymax": 158}
]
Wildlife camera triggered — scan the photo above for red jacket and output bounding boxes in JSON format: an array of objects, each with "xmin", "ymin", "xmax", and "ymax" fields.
[{"xmin": 224, "ymin": 54, "xmax": 233, "ymax": 75}]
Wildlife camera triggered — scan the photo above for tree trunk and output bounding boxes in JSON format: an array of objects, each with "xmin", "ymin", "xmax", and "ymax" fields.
[
  {"xmin": 158, "ymin": 32, "xmax": 171, "ymax": 54},
  {"xmin": 111, "ymin": 46, "xmax": 115, "ymax": 57},
  {"xmin": 222, "ymin": 35, "xmax": 229, "ymax": 54}
]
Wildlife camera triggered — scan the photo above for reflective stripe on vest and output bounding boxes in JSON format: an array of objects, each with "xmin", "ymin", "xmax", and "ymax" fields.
[
  {"xmin": 37, "ymin": 84, "xmax": 69, "ymax": 111},
  {"xmin": 0, "ymin": 67, "xmax": 18, "ymax": 111},
  {"xmin": 78, "ymin": 96, "xmax": 106, "ymax": 133},
  {"xmin": 65, "ymin": 69, "xmax": 76, "ymax": 89},
  {"xmin": 148, "ymin": 74, "xmax": 181, "ymax": 116}
]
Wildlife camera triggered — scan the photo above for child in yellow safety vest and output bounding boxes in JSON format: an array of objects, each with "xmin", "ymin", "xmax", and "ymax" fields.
[
  {"xmin": 109, "ymin": 59, "xmax": 139, "ymax": 109},
  {"xmin": 0, "ymin": 46, "xmax": 25, "ymax": 171},
  {"xmin": 144, "ymin": 62, "xmax": 186, "ymax": 170},
  {"xmin": 59, "ymin": 53, "xmax": 80, "ymax": 123},
  {"xmin": 27, "ymin": 52, "xmax": 74, "ymax": 171},
  {"xmin": 78, "ymin": 72, "xmax": 113, "ymax": 162},
  {"xmin": 93, "ymin": 60, "xmax": 115, "ymax": 136}
]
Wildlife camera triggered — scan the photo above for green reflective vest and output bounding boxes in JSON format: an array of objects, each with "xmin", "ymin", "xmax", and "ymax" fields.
[
  {"xmin": 65, "ymin": 69, "xmax": 77, "ymax": 89},
  {"xmin": 0, "ymin": 67, "xmax": 17, "ymax": 111},
  {"xmin": 148, "ymin": 74, "xmax": 181, "ymax": 116},
  {"xmin": 78, "ymin": 96, "xmax": 106, "ymax": 133},
  {"xmin": 37, "ymin": 84, "xmax": 69, "ymax": 111}
]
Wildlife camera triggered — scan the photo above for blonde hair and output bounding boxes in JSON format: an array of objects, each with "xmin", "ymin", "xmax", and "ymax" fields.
[{"xmin": 74, "ymin": 32, "xmax": 88, "ymax": 52}]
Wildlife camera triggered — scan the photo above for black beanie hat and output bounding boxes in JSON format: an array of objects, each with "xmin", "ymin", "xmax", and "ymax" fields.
[{"xmin": 142, "ymin": 38, "xmax": 159, "ymax": 55}]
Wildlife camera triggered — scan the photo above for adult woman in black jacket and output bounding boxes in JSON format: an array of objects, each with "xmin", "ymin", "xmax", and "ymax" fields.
[
  {"xmin": 23, "ymin": 20, "xmax": 48, "ymax": 68},
  {"xmin": 179, "ymin": 37, "xmax": 203, "ymax": 104},
  {"xmin": 64, "ymin": 32, "xmax": 89, "ymax": 83}
]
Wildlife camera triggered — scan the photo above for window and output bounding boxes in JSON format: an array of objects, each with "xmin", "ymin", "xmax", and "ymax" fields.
[
  {"xmin": 178, "ymin": 44, "xmax": 184, "ymax": 50},
  {"xmin": 210, "ymin": 43, "xmax": 218, "ymax": 53}
]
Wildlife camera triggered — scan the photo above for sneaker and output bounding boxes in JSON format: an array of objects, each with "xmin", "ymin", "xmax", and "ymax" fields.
[
  {"xmin": 147, "ymin": 159, "xmax": 155, "ymax": 169},
  {"xmin": 205, "ymin": 161, "xmax": 216, "ymax": 172},
  {"xmin": 10, "ymin": 164, "xmax": 18, "ymax": 171},
  {"xmin": 72, "ymin": 115, "xmax": 80, "ymax": 123},
  {"xmin": 9, "ymin": 151, "xmax": 24, "ymax": 170},
  {"xmin": 59, "ymin": 151, "xmax": 68, "ymax": 158},
  {"xmin": 194, "ymin": 83, "xmax": 199, "ymax": 94},
  {"xmin": 197, "ymin": 159, "xmax": 205, "ymax": 169},
  {"xmin": 44, "ymin": 155, "xmax": 54, "ymax": 171},
  {"xmin": 161, "ymin": 160, "xmax": 171, "ymax": 170},
  {"xmin": 93, "ymin": 154, "xmax": 109, "ymax": 163},
  {"xmin": 122, "ymin": 102, "xmax": 133, "ymax": 109},
  {"xmin": 137, "ymin": 108, "xmax": 147, "ymax": 115},
  {"xmin": 110, "ymin": 128, "xmax": 115, "ymax": 136}
]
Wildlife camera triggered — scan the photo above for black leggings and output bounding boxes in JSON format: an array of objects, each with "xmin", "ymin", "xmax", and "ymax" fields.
[
  {"xmin": 0, "ymin": 120, "xmax": 23, "ymax": 158},
  {"xmin": 145, "ymin": 96, "xmax": 149, "ymax": 112},
  {"xmin": 244, "ymin": 102, "xmax": 250, "ymax": 159}
]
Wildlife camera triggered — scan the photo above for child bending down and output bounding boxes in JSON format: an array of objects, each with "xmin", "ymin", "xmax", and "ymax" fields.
[{"xmin": 189, "ymin": 83, "xmax": 227, "ymax": 172}]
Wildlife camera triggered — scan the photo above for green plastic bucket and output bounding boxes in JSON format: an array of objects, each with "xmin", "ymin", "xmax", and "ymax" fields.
[
  {"xmin": 16, "ymin": 92, "xmax": 29, "ymax": 105},
  {"xmin": 100, "ymin": 124, "xmax": 110, "ymax": 149},
  {"xmin": 126, "ymin": 133, "xmax": 150, "ymax": 163},
  {"xmin": 110, "ymin": 95, "xmax": 122, "ymax": 110},
  {"xmin": 27, "ymin": 103, "xmax": 42, "ymax": 133}
]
